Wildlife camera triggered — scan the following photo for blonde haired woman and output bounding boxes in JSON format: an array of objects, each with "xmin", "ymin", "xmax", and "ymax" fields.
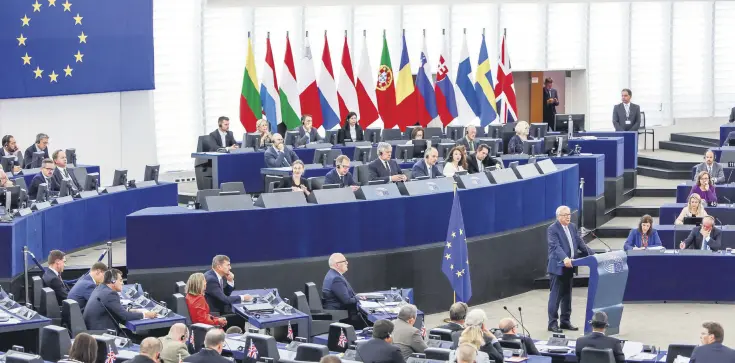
[
  {"xmin": 450, "ymin": 309, "xmax": 505, "ymax": 363},
  {"xmin": 256, "ymin": 119, "xmax": 273, "ymax": 149},
  {"xmin": 675, "ymin": 194, "xmax": 709, "ymax": 225},
  {"xmin": 507, "ymin": 121, "xmax": 533, "ymax": 154},
  {"xmin": 185, "ymin": 273, "xmax": 227, "ymax": 327}
]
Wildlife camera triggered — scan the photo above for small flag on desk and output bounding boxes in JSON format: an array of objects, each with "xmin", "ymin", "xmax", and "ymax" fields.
[
  {"xmin": 189, "ymin": 331, "xmax": 194, "ymax": 346},
  {"xmin": 287, "ymin": 321, "xmax": 294, "ymax": 340},
  {"xmin": 420, "ymin": 320, "xmax": 426, "ymax": 338},
  {"xmin": 247, "ymin": 341, "xmax": 259, "ymax": 359},
  {"xmin": 105, "ymin": 351, "xmax": 116, "ymax": 363},
  {"xmin": 441, "ymin": 192, "xmax": 472, "ymax": 302},
  {"xmin": 338, "ymin": 329, "xmax": 348, "ymax": 348}
]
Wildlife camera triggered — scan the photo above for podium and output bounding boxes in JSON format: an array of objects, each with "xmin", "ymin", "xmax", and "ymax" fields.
[{"xmin": 571, "ymin": 251, "xmax": 629, "ymax": 335}]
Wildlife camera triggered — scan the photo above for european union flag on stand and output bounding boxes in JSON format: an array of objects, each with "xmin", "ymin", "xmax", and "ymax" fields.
[
  {"xmin": 0, "ymin": 0, "xmax": 154, "ymax": 99},
  {"xmin": 441, "ymin": 192, "xmax": 472, "ymax": 303}
]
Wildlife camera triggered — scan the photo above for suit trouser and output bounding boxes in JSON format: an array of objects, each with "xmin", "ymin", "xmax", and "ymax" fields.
[{"xmin": 548, "ymin": 268, "xmax": 574, "ymax": 328}]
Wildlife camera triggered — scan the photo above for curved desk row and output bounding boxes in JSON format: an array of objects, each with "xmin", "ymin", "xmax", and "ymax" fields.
[
  {"xmin": 659, "ymin": 203, "xmax": 735, "ymax": 225},
  {"xmin": 676, "ymin": 181, "xmax": 735, "ymax": 203},
  {"xmin": 0, "ymin": 182, "xmax": 178, "ymax": 280},
  {"xmin": 655, "ymin": 224, "xmax": 735, "ymax": 250},
  {"xmin": 9, "ymin": 165, "xmax": 100, "ymax": 188}
]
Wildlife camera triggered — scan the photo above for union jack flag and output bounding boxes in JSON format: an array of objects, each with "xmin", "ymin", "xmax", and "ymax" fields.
[
  {"xmin": 105, "ymin": 351, "xmax": 116, "ymax": 363},
  {"xmin": 247, "ymin": 341, "xmax": 259, "ymax": 359},
  {"xmin": 189, "ymin": 331, "xmax": 194, "ymax": 346},
  {"xmin": 420, "ymin": 320, "xmax": 426, "ymax": 338},
  {"xmin": 287, "ymin": 321, "xmax": 294, "ymax": 340},
  {"xmin": 494, "ymin": 29, "xmax": 517, "ymax": 124},
  {"xmin": 338, "ymin": 329, "xmax": 348, "ymax": 348}
]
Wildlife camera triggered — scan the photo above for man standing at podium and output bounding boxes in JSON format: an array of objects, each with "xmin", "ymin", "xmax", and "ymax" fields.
[{"xmin": 546, "ymin": 206, "xmax": 594, "ymax": 333}]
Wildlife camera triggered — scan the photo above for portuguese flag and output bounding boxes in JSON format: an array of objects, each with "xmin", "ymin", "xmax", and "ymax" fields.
[
  {"xmin": 240, "ymin": 32, "xmax": 261, "ymax": 132},
  {"xmin": 376, "ymin": 33, "xmax": 397, "ymax": 129}
]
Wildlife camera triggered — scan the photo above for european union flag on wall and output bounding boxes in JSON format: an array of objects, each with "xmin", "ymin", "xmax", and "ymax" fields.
[
  {"xmin": 0, "ymin": 0, "xmax": 154, "ymax": 99},
  {"xmin": 441, "ymin": 192, "xmax": 472, "ymax": 303}
]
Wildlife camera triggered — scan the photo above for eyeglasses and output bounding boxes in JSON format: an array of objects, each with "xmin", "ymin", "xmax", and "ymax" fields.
[
  {"xmin": 559, "ymin": 213, "xmax": 571, "ymax": 217},
  {"xmin": 335, "ymin": 260, "xmax": 348, "ymax": 264},
  {"xmin": 338, "ymin": 165, "xmax": 350, "ymax": 169},
  {"xmin": 42, "ymin": 167, "xmax": 53, "ymax": 171}
]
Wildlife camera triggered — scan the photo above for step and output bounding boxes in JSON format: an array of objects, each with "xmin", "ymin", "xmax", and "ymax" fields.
[
  {"xmin": 634, "ymin": 188, "xmax": 677, "ymax": 198},
  {"xmin": 638, "ymin": 155, "xmax": 698, "ymax": 171},
  {"xmin": 592, "ymin": 226, "xmax": 631, "ymax": 239},
  {"xmin": 659, "ymin": 140, "xmax": 710, "ymax": 155},
  {"xmin": 670, "ymin": 133, "xmax": 720, "ymax": 147},
  {"xmin": 637, "ymin": 166, "xmax": 692, "ymax": 180},
  {"xmin": 614, "ymin": 205, "xmax": 660, "ymax": 217}
]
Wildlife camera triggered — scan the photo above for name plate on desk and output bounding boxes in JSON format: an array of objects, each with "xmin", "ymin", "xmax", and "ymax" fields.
[
  {"xmin": 398, "ymin": 177, "xmax": 454, "ymax": 196},
  {"xmin": 355, "ymin": 183, "xmax": 401, "ymax": 200},
  {"xmin": 31, "ymin": 201, "xmax": 51, "ymax": 211},
  {"xmin": 15, "ymin": 208, "xmax": 32, "ymax": 217},
  {"xmin": 103, "ymin": 185, "xmax": 128, "ymax": 194},
  {"xmin": 134, "ymin": 180, "xmax": 158, "ymax": 188},
  {"xmin": 346, "ymin": 141, "xmax": 372, "ymax": 147},
  {"xmin": 52, "ymin": 196, "xmax": 74, "ymax": 205},
  {"xmin": 79, "ymin": 190, "xmax": 99, "ymax": 199},
  {"xmin": 304, "ymin": 143, "xmax": 333, "ymax": 149},
  {"xmin": 310, "ymin": 188, "xmax": 358, "ymax": 205},
  {"xmin": 454, "ymin": 173, "xmax": 491, "ymax": 189}
]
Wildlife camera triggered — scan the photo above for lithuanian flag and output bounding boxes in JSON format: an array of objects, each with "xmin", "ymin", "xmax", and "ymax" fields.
[{"xmin": 240, "ymin": 32, "xmax": 261, "ymax": 132}]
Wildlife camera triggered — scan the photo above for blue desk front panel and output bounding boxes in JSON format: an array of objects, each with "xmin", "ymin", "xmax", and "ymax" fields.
[
  {"xmin": 721, "ymin": 124, "xmax": 735, "ymax": 146},
  {"xmin": 659, "ymin": 203, "xmax": 735, "ymax": 225},
  {"xmin": 710, "ymin": 146, "xmax": 735, "ymax": 162},
  {"xmin": 567, "ymin": 138, "xmax": 624, "ymax": 178},
  {"xmin": 0, "ymin": 183, "xmax": 178, "ymax": 278},
  {"xmin": 550, "ymin": 131, "xmax": 637, "ymax": 170},
  {"xmin": 677, "ymin": 181, "xmax": 735, "ymax": 203},
  {"xmin": 656, "ymin": 224, "xmax": 735, "ymax": 250},
  {"xmin": 10, "ymin": 165, "xmax": 100, "ymax": 187},
  {"xmin": 550, "ymin": 155, "xmax": 604, "ymax": 197},
  {"xmin": 126, "ymin": 165, "xmax": 579, "ymax": 270}
]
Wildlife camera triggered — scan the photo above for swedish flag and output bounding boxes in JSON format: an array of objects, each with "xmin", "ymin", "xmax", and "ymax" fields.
[
  {"xmin": 441, "ymin": 192, "xmax": 472, "ymax": 303},
  {"xmin": 0, "ymin": 0, "xmax": 154, "ymax": 99}
]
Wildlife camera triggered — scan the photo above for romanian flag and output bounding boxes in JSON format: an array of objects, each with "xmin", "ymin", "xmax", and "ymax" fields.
[
  {"xmin": 240, "ymin": 32, "xmax": 261, "ymax": 132},
  {"xmin": 396, "ymin": 32, "xmax": 417, "ymax": 131}
]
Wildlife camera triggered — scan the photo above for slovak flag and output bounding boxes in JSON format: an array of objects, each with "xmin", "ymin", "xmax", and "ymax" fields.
[
  {"xmin": 105, "ymin": 351, "xmax": 116, "ymax": 363},
  {"xmin": 247, "ymin": 341, "xmax": 259, "ymax": 359},
  {"xmin": 338, "ymin": 329, "xmax": 348, "ymax": 348},
  {"xmin": 287, "ymin": 321, "xmax": 294, "ymax": 340},
  {"xmin": 434, "ymin": 30, "xmax": 458, "ymax": 126}
]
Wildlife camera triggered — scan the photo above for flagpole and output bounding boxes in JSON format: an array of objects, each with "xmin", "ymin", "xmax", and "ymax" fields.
[{"xmin": 453, "ymin": 180, "xmax": 457, "ymax": 305}]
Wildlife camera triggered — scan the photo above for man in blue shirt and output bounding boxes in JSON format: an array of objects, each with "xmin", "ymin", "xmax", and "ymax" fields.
[
  {"xmin": 691, "ymin": 321, "xmax": 735, "ymax": 363},
  {"xmin": 67, "ymin": 261, "xmax": 107, "ymax": 311}
]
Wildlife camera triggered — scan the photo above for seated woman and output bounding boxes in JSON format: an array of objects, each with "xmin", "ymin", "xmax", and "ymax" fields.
[
  {"xmin": 276, "ymin": 160, "xmax": 311, "ymax": 196},
  {"xmin": 256, "ymin": 119, "xmax": 273, "ymax": 149},
  {"xmin": 185, "ymin": 272, "xmax": 227, "ymax": 328},
  {"xmin": 690, "ymin": 171, "xmax": 717, "ymax": 206},
  {"xmin": 443, "ymin": 146, "xmax": 467, "ymax": 177},
  {"xmin": 337, "ymin": 112, "xmax": 364, "ymax": 143},
  {"xmin": 675, "ymin": 194, "xmax": 709, "ymax": 225},
  {"xmin": 406, "ymin": 127, "xmax": 429, "ymax": 158},
  {"xmin": 624, "ymin": 214, "xmax": 662, "ymax": 250},
  {"xmin": 449, "ymin": 309, "xmax": 504, "ymax": 363},
  {"xmin": 507, "ymin": 121, "xmax": 533, "ymax": 155}
]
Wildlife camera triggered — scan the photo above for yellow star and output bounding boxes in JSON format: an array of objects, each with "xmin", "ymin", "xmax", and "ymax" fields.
[
  {"xmin": 459, "ymin": 229, "xmax": 463, "ymax": 235},
  {"xmin": 21, "ymin": 53, "xmax": 32, "ymax": 65},
  {"xmin": 73, "ymin": 13, "xmax": 82, "ymax": 25},
  {"xmin": 63, "ymin": 65, "xmax": 73, "ymax": 77},
  {"xmin": 49, "ymin": 71, "xmax": 59, "ymax": 83},
  {"xmin": 48, "ymin": 0, "xmax": 56, "ymax": 6},
  {"xmin": 17, "ymin": 34, "xmax": 27, "ymax": 46},
  {"xmin": 451, "ymin": 232, "xmax": 456, "ymax": 238},
  {"xmin": 62, "ymin": 0, "xmax": 71, "ymax": 12},
  {"xmin": 33, "ymin": 66, "xmax": 43, "ymax": 79},
  {"xmin": 78, "ymin": 31, "xmax": 87, "ymax": 43},
  {"xmin": 444, "ymin": 253, "xmax": 451, "ymax": 260},
  {"xmin": 445, "ymin": 241, "xmax": 452, "ymax": 248},
  {"xmin": 32, "ymin": 0, "xmax": 42, "ymax": 12},
  {"xmin": 74, "ymin": 50, "xmax": 84, "ymax": 62},
  {"xmin": 455, "ymin": 270, "xmax": 463, "ymax": 277},
  {"xmin": 21, "ymin": 15, "xmax": 31, "ymax": 27},
  {"xmin": 450, "ymin": 264, "xmax": 454, "ymax": 270}
]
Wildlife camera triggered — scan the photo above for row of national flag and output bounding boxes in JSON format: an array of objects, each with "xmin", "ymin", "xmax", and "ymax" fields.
[{"xmin": 240, "ymin": 30, "xmax": 517, "ymax": 133}]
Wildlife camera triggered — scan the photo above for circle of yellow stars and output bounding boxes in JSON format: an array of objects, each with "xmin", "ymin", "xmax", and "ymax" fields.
[
  {"xmin": 17, "ymin": 0, "xmax": 86, "ymax": 83},
  {"xmin": 444, "ymin": 228, "xmax": 469, "ymax": 277}
]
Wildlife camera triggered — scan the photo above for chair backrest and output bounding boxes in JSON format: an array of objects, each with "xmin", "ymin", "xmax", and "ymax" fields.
[
  {"xmin": 92, "ymin": 335, "xmax": 118, "ymax": 363},
  {"xmin": 293, "ymin": 291, "xmax": 311, "ymax": 317},
  {"xmin": 327, "ymin": 323, "xmax": 357, "ymax": 353},
  {"xmin": 40, "ymin": 325, "xmax": 71, "ymax": 362},
  {"xmin": 428, "ymin": 328, "xmax": 453, "ymax": 342},
  {"xmin": 641, "ymin": 111, "xmax": 646, "ymax": 127},
  {"xmin": 666, "ymin": 344, "xmax": 696, "ymax": 363},
  {"xmin": 294, "ymin": 343, "xmax": 329, "ymax": 361},
  {"xmin": 221, "ymin": 181, "xmax": 246, "ymax": 194},
  {"xmin": 172, "ymin": 293, "xmax": 191, "ymax": 325},
  {"xmin": 424, "ymin": 348, "xmax": 451, "ymax": 361},
  {"xmin": 191, "ymin": 323, "xmax": 216, "ymax": 352},
  {"xmin": 499, "ymin": 338, "xmax": 525, "ymax": 357},
  {"xmin": 304, "ymin": 282, "xmax": 323, "ymax": 312},
  {"xmin": 580, "ymin": 347, "xmax": 615, "ymax": 363},
  {"xmin": 356, "ymin": 164, "xmax": 371, "ymax": 185},
  {"xmin": 450, "ymin": 331, "xmax": 461, "ymax": 347},
  {"xmin": 41, "ymin": 287, "xmax": 60, "ymax": 319},
  {"xmin": 309, "ymin": 177, "xmax": 325, "ymax": 190},
  {"xmin": 245, "ymin": 333, "xmax": 280, "ymax": 362},
  {"xmin": 175, "ymin": 281, "xmax": 186, "ymax": 295},
  {"xmin": 62, "ymin": 299, "xmax": 87, "ymax": 337},
  {"xmin": 32, "ymin": 276, "xmax": 43, "ymax": 310},
  {"xmin": 264, "ymin": 175, "xmax": 284, "ymax": 193}
]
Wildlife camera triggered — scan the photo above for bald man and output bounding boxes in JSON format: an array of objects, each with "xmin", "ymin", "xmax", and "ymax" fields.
[
  {"xmin": 159, "ymin": 323, "xmax": 190, "ymax": 363},
  {"xmin": 128, "ymin": 337, "xmax": 163, "ymax": 363},
  {"xmin": 322, "ymin": 253, "xmax": 366, "ymax": 327},
  {"xmin": 499, "ymin": 318, "xmax": 538, "ymax": 355}
]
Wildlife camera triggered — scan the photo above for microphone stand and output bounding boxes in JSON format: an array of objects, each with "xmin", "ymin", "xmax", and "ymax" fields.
[
  {"xmin": 518, "ymin": 307, "xmax": 531, "ymax": 340},
  {"xmin": 96, "ymin": 297, "xmax": 132, "ymax": 346},
  {"xmin": 502, "ymin": 306, "xmax": 531, "ymax": 338}
]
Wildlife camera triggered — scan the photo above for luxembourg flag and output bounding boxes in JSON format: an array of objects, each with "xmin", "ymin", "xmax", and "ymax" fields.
[
  {"xmin": 299, "ymin": 33, "xmax": 323, "ymax": 129},
  {"xmin": 337, "ymin": 33, "xmax": 359, "ymax": 126},
  {"xmin": 434, "ymin": 29, "xmax": 458, "ymax": 126},
  {"xmin": 416, "ymin": 31, "xmax": 438, "ymax": 127},
  {"xmin": 318, "ymin": 32, "xmax": 341, "ymax": 131},
  {"xmin": 355, "ymin": 31, "xmax": 380, "ymax": 128},
  {"xmin": 455, "ymin": 31, "xmax": 480, "ymax": 126},
  {"xmin": 260, "ymin": 34, "xmax": 281, "ymax": 132}
]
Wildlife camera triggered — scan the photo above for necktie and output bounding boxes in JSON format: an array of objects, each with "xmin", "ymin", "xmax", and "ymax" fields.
[
  {"xmin": 708, "ymin": 165, "xmax": 712, "ymax": 175},
  {"xmin": 384, "ymin": 161, "xmax": 390, "ymax": 174},
  {"xmin": 563, "ymin": 225, "xmax": 574, "ymax": 259},
  {"xmin": 469, "ymin": 140, "xmax": 474, "ymax": 152},
  {"xmin": 339, "ymin": 175, "xmax": 344, "ymax": 187},
  {"xmin": 624, "ymin": 104, "xmax": 630, "ymax": 118},
  {"xmin": 428, "ymin": 164, "xmax": 432, "ymax": 178},
  {"xmin": 702, "ymin": 237, "xmax": 709, "ymax": 251},
  {"xmin": 62, "ymin": 168, "xmax": 69, "ymax": 179}
]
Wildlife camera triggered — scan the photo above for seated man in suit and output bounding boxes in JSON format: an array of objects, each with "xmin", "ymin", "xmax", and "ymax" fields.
[
  {"xmin": 436, "ymin": 302, "xmax": 467, "ymax": 332},
  {"xmin": 612, "ymin": 88, "xmax": 641, "ymax": 131},
  {"xmin": 208, "ymin": 116, "xmax": 239, "ymax": 151},
  {"xmin": 84, "ymin": 269, "xmax": 156, "ymax": 332},
  {"xmin": 357, "ymin": 319, "xmax": 406, "ymax": 363},
  {"xmin": 204, "ymin": 255, "xmax": 252, "ymax": 320},
  {"xmin": 158, "ymin": 323, "xmax": 190, "ymax": 363},
  {"xmin": 680, "ymin": 216, "xmax": 722, "ymax": 251},
  {"xmin": 691, "ymin": 321, "xmax": 735, "ymax": 363},
  {"xmin": 67, "ymin": 261, "xmax": 107, "ymax": 312},
  {"xmin": 498, "ymin": 318, "xmax": 539, "ymax": 356},
  {"xmin": 264, "ymin": 133, "xmax": 300, "ymax": 168},
  {"xmin": 455, "ymin": 125, "xmax": 478, "ymax": 153},
  {"xmin": 411, "ymin": 147, "xmax": 441, "ymax": 179},
  {"xmin": 392, "ymin": 304, "xmax": 427, "ymax": 359},
  {"xmin": 368, "ymin": 142, "xmax": 407, "ymax": 183},
  {"xmin": 29, "ymin": 158, "xmax": 57, "ymax": 199},
  {"xmin": 467, "ymin": 144, "xmax": 501, "ymax": 174},
  {"xmin": 695, "ymin": 150, "xmax": 725, "ymax": 184},
  {"xmin": 322, "ymin": 253, "xmax": 366, "ymax": 326},
  {"xmin": 574, "ymin": 312, "xmax": 624, "ymax": 363},
  {"xmin": 1, "ymin": 135, "xmax": 23, "ymax": 172},
  {"xmin": 128, "ymin": 337, "xmax": 163, "ymax": 363},
  {"xmin": 23, "ymin": 132, "xmax": 50, "ymax": 168},
  {"xmin": 324, "ymin": 155, "xmax": 359, "ymax": 190},
  {"xmin": 51, "ymin": 149, "xmax": 81, "ymax": 193},
  {"xmin": 297, "ymin": 114, "xmax": 325, "ymax": 145},
  {"xmin": 42, "ymin": 250, "xmax": 69, "ymax": 304},
  {"xmin": 184, "ymin": 329, "xmax": 232, "ymax": 363}
]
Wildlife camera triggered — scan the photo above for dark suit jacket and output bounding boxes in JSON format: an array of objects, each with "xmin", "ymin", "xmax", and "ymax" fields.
[
  {"xmin": 547, "ymin": 221, "xmax": 594, "ymax": 276},
  {"xmin": 276, "ymin": 176, "xmax": 311, "ymax": 191},
  {"xmin": 324, "ymin": 169, "xmax": 357, "ymax": 187},
  {"xmin": 208, "ymin": 129, "xmax": 237, "ymax": 148},
  {"xmin": 264, "ymin": 146, "xmax": 299, "ymax": 168},
  {"xmin": 23, "ymin": 144, "xmax": 49, "ymax": 169},
  {"xmin": 435, "ymin": 321, "xmax": 463, "ymax": 332},
  {"xmin": 126, "ymin": 355, "xmax": 158, "ymax": 363},
  {"xmin": 691, "ymin": 342, "xmax": 735, "ymax": 363},
  {"xmin": 357, "ymin": 338, "xmax": 406, "ymax": 363},
  {"xmin": 543, "ymin": 88, "xmax": 559, "ymax": 126},
  {"xmin": 367, "ymin": 159, "xmax": 403, "ymax": 183},
  {"xmin": 730, "ymin": 107, "xmax": 735, "ymax": 123},
  {"xmin": 501, "ymin": 333, "xmax": 539, "ymax": 356},
  {"xmin": 410, "ymin": 159, "xmax": 441, "ymax": 179},
  {"xmin": 455, "ymin": 137, "xmax": 478, "ymax": 152},
  {"xmin": 52, "ymin": 167, "xmax": 81, "ymax": 192},
  {"xmin": 338, "ymin": 124, "xmax": 364, "ymax": 143},
  {"xmin": 297, "ymin": 126, "xmax": 324, "ymax": 145},
  {"xmin": 480, "ymin": 337, "xmax": 505, "ymax": 363},
  {"xmin": 612, "ymin": 103, "xmax": 642, "ymax": 131},
  {"xmin": 83, "ymin": 284, "xmax": 143, "ymax": 332},
  {"xmin": 574, "ymin": 332, "xmax": 625, "ymax": 363},
  {"xmin": 466, "ymin": 154, "xmax": 497, "ymax": 174},
  {"xmin": 204, "ymin": 269, "xmax": 240, "ymax": 314},
  {"xmin": 67, "ymin": 273, "xmax": 96, "ymax": 311},
  {"xmin": 683, "ymin": 226, "xmax": 722, "ymax": 251},
  {"xmin": 29, "ymin": 173, "xmax": 58, "ymax": 199},
  {"xmin": 183, "ymin": 349, "xmax": 231, "ymax": 363},
  {"xmin": 42, "ymin": 267, "xmax": 69, "ymax": 303},
  {"xmin": 322, "ymin": 268, "xmax": 357, "ymax": 310}
]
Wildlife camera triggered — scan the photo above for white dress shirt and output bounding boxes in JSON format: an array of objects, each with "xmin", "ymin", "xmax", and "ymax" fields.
[
  {"xmin": 218, "ymin": 130, "xmax": 227, "ymax": 147},
  {"xmin": 349, "ymin": 126, "xmax": 357, "ymax": 141},
  {"xmin": 442, "ymin": 163, "xmax": 465, "ymax": 177}
]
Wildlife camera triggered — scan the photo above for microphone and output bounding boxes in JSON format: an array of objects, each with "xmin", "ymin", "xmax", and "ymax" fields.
[
  {"xmin": 723, "ymin": 195, "xmax": 733, "ymax": 208},
  {"xmin": 502, "ymin": 306, "xmax": 531, "ymax": 338},
  {"xmin": 517, "ymin": 306, "xmax": 531, "ymax": 340},
  {"xmin": 96, "ymin": 297, "xmax": 132, "ymax": 346},
  {"xmin": 588, "ymin": 230, "xmax": 612, "ymax": 252},
  {"xmin": 726, "ymin": 168, "xmax": 734, "ymax": 185}
]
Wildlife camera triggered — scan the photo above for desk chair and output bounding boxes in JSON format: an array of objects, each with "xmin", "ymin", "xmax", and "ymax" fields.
[
  {"xmin": 638, "ymin": 111, "xmax": 655, "ymax": 151},
  {"xmin": 175, "ymin": 281, "xmax": 185, "ymax": 295},
  {"xmin": 265, "ymin": 175, "xmax": 284, "ymax": 193},
  {"xmin": 40, "ymin": 287, "xmax": 61, "ymax": 326},
  {"xmin": 171, "ymin": 293, "xmax": 191, "ymax": 325},
  {"xmin": 32, "ymin": 276, "xmax": 43, "ymax": 311},
  {"xmin": 355, "ymin": 164, "xmax": 371, "ymax": 185},
  {"xmin": 428, "ymin": 328, "xmax": 453, "ymax": 342},
  {"xmin": 40, "ymin": 325, "xmax": 71, "ymax": 362},
  {"xmin": 191, "ymin": 323, "xmax": 217, "ymax": 352},
  {"xmin": 499, "ymin": 338, "xmax": 525, "ymax": 357},
  {"xmin": 221, "ymin": 181, "xmax": 246, "ymax": 195},
  {"xmin": 666, "ymin": 344, "xmax": 696, "ymax": 363},
  {"xmin": 424, "ymin": 348, "xmax": 451, "ymax": 361},
  {"xmin": 62, "ymin": 299, "xmax": 90, "ymax": 337},
  {"xmin": 327, "ymin": 323, "xmax": 357, "ymax": 353},
  {"xmin": 580, "ymin": 347, "xmax": 615, "ymax": 363},
  {"xmin": 302, "ymin": 283, "xmax": 348, "ymax": 335},
  {"xmin": 308, "ymin": 176, "xmax": 325, "ymax": 190},
  {"xmin": 247, "ymin": 334, "xmax": 280, "ymax": 361},
  {"xmin": 294, "ymin": 343, "xmax": 329, "ymax": 361}
]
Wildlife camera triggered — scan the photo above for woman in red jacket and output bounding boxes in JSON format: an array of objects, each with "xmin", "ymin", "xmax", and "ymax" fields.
[{"xmin": 185, "ymin": 272, "xmax": 227, "ymax": 327}]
